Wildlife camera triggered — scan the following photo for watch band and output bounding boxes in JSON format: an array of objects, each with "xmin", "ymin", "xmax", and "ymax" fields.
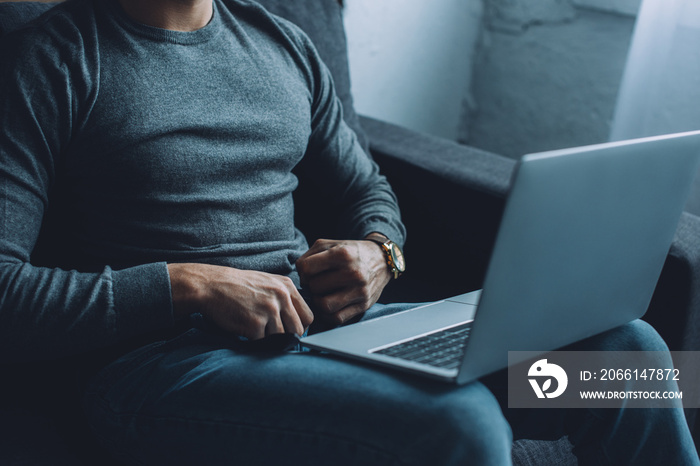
[{"xmin": 365, "ymin": 234, "xmax": 404, "ymax": 279}]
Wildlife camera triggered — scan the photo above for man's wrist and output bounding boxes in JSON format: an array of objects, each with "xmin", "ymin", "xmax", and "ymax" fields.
[
  {"xmin": 364, "ymin": 233, "xmax": 390, "ymax": 266},
  {"xmin": 363, "ymin": 233, "xmax": 406, "ymax": 279},
  {"xmin": 167, "ymin": 263, "xmax": 204, "ymax": 320},
  {"xmin": 364, "ymin": 232, "xmax": 389, "ymax": 244}
]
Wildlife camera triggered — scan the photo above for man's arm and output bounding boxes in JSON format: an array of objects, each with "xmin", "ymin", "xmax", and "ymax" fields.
[
  {"xmin": 289, "ymin": 28, "xmax": 406, "ymax": 323},
  {"xmin": 0, "ymin": 27, "xmax": 180, "ymax": 362}
]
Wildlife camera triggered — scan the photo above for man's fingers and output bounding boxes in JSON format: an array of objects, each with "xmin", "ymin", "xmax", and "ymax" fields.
[
  {"xmin": 313, "ymin": 288, "xmax": 365, "ymax": 315},
  {"xmin": 297, "ymin": 248, "xmax": 334, "ymax": 279},
  {"xmin": 279, "ymin": 302, "xmax": 304, "ymax": 336},
  {"xmin": 277, "ymin": 286, "xmax": 314, "ymax": 335},
  {"xmin": 297, "ymin": 238, "xmax": 335, "ymax": 261},
  {"xmin": 298, "ymin": 244, "xmax": 357, "ymax": 281},
  {"xmin": 317, "ymin": 303, "xmax": 366, "ymax": 326},
  {"xmin": 264, "ymin": 314, "xmax": 285, "ymax": 337},
  {"xmin": 334, "ymin": 304, "xmax": 366, "ymax": 325},
  {"xmin": 305, "ymin": 269, "xmax": 354, "ymax": 295},
  {"xmin": 275, "ymin": 279, "xmax": 314, "ymax": 335},
  {"xmin": 289, "ymin": 288, "xmax": 314, "ymax": 329}
]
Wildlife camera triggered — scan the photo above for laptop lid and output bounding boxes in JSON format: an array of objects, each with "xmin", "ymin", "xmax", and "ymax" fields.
[{"xmin": 456, "ymin": 130, "xmax": 700, "ymax": 384}]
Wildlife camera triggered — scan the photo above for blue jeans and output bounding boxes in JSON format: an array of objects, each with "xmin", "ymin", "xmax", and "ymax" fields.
[{"xmin": 83, "ymin": 304, "xmax": 699, "ymax": 465}]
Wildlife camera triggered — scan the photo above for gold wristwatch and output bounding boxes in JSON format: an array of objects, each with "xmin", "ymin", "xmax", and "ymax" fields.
[{"xmin": 366, "ymin": 234, "xmax": 406, "ymax": 279}]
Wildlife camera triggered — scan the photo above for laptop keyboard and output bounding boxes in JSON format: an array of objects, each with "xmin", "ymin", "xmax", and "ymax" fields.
[{"xmin": 371, "ymin": 322, "xmax": 472, "ymax": 370}]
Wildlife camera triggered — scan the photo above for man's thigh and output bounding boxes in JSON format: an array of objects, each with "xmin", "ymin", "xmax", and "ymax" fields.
[{"xmin": 83, "ymin": 323, "xmax": 512, "ymax": 466}]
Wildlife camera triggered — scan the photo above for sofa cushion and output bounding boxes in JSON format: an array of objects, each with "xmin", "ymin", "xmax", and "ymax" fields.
[{"xmin": 0, "ymin": 0, "xmax": 369, "ymax": 153}]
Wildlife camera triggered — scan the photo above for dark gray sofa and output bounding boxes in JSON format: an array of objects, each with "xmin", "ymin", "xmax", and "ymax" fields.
[{"xmin": 1, "ymin": 1, "xmax": 699, "ymax": 465}]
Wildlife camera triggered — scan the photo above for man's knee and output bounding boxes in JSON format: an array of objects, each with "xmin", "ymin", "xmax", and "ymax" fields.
[
  {"xmin": 414, "ymin": 384, "xmax": 513, "ymax": 465},
  {"xmin": 576, "ymin": 319, "xmax": 668, "ymax": 352}
]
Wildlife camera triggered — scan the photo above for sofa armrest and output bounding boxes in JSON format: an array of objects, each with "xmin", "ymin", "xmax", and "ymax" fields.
[
  {"xmin": 647, "ymin": 212, "xmax": 700, "ymax": 352},
  {"xmin": 360, "ymin": 116, "xmax": 514, "ymax": 198},
  {"xmin": 644, "ymin": 211, "xmax": 700, "ymax": 437}
]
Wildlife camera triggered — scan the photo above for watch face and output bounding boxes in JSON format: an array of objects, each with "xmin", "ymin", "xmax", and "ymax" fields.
[{"xmin": 389, "ymin": 244, "xmax": 406, "ymax": 272}]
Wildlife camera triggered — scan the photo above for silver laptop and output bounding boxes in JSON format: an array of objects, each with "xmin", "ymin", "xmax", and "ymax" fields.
[{"xmin": 301, "ymin": 131, "xmax": 700, "ymax": 384}]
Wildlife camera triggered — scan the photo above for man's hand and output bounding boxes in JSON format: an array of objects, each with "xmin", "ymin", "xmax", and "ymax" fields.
[
  {"xmin": 167, "ymin": 263, "xmax": 314, "ymax": 339},
  {"xmin": 296, "ymin": 237, "xmax": 391, "ymax": 325}
]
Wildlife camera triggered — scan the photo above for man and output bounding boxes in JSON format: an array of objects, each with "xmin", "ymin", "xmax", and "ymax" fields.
[{"xmin": 0, "ymin": 0, "xmax": 697, "ymax": 464}]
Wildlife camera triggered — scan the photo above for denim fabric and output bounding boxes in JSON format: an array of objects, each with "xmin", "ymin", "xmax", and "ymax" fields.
[{"xmin": 83, "ymin": 305, "xmax": 699, "ymax": 466}]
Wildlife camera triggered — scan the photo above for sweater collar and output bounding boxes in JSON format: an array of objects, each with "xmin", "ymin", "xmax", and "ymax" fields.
[{"xmin": 103, "ymin": 0, "xmax": 221, "ymax": 45}]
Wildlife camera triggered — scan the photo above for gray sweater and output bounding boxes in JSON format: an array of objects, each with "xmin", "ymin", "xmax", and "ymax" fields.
[{"xmin": 0, "ymin": 0, "xmax": 405, "ymax": 362}]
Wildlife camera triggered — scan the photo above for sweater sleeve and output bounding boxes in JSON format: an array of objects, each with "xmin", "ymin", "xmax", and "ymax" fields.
[
  {"xmin": 290, "ymin": 28, "xmax": 407, "ymax": 249},
  {"xmin": 0, "ymin": 25, "xmax": 174, "ymax": 364}
]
